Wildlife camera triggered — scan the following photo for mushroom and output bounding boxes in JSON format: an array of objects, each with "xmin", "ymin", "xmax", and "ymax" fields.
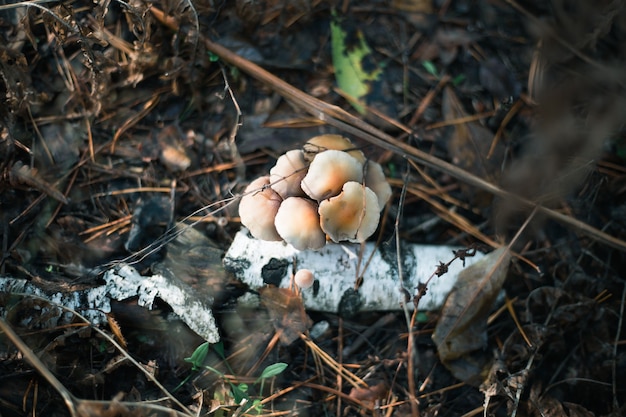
[
  {"xmin": 303, "ymin": 134, "xmax": 365, "ymax": 163},
  {"xmin": 294, "ymin": 269, "xmax": 315, "ymax": 289},
  {"xmin": 364, "ymin": 160, "xmax": 392, "ymax": 210},
  {"xmin": 274, "ymin": 197, "xmax": 326, "ymax": 250},
  {"xmin": 301, "ymin": 150, "xmax": 364, "ymax": 201},
  {"xmin": 238, "ymin": 176, "xmax": 283, "ymax": 241},
  {"xmin": 269, "ymin": 149, "xmax": 308, "ymax": 199},
  {"xmin": 318, "ymin": 181, "xmax": 380, "ymax": 243}
]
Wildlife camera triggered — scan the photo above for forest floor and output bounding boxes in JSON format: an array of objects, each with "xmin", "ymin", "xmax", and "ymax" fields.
[{"xmin": 1, "ymin": 0, "xmax": 626, "ymax": 416}]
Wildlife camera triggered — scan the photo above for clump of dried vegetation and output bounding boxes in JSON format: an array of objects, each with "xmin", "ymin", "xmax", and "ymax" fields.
[{"xmin": 1, "ymin": 0, "xmax": 626, "ymax": 416}]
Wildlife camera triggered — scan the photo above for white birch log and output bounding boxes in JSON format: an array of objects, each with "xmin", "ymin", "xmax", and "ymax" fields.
[
  {"xmin": 1, "ymin": 227, "xmax": 484, "ymax": 342},
  {"xmin": 0, "ymin": 264, "xmax": 219, "ymax": 343},
  {"xmin": 224, "ymin": 229, "xmax": 485, "ymax": 313}
]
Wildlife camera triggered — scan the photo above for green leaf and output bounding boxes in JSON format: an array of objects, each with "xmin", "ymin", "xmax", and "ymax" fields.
[
  {"xmin": 184, "ymin": 342, "xmax": 209, "ymax": 370},
  {"xmin": 331, "ymin": 10, "xmax": 382, "ymax": 114},
  {"xmin": 230, "ymin": 382, "xmax": 250, "ymax": 404},
  {"xmin": 452, "ymin": 74, "xmax": 466, "ymax": 86},
  {"xmin": 257, "ymin": 362, "xmax": 288, "ymax": 382},
  {"xmin": 203, "ymin": 364, "xmax": 224, "ymax": 377},
  {"xmin": 415, "ymin": 311, "xmax": 430, "ymax": 323},
  {"xmin": 212, "ymin": 341, "xmax": 226, "ymax": 359},
  {"xmin": 251, "ymin": 399, "xmax": 263, "ymax": 414},
  {"xmin": 422, "ymin": 60, "xmax": 439, "ymax": 78}
]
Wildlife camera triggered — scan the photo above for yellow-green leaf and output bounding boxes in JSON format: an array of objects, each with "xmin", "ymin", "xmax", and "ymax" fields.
[{"xmin": 331, "ymin": 11, "xmax": 382, "ymax": 114}]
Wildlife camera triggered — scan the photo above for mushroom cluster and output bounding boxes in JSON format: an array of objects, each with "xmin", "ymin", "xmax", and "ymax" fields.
[{"xmin": 239, "ymin": 134, "xmax": 392, "ymax": 250}]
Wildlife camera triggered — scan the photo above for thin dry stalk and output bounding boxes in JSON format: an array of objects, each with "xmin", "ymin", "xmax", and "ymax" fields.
[{"xmin": 300, "ymin": 335, "xmax": 366, "ymax": 389}]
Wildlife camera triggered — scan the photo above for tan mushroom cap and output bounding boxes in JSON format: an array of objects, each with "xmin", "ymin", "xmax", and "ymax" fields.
[
  {"xmin": 318, "ymin": 181, "xmax": 380, "ymax": 243},
  {"xmin": 303, "ymin": 134, "xmax": 365, "ymax": 163},
  {"xmin": 294, "ymin": 269, "xmax": 315, "ymax": 289},
  {"xmin": 269, "ymin": 149, "xmax": 308, "ymax": 199},
  {"xmin": 239, "ymin": 176, "xmax": 283, "ymax": 241},
  {"xmin": 364, "ymin": 160, "xmax": 392, "ymax": 210},
  {"xmin": 301, "ymin": 150, "xmax": 364, "ymax": 201},
  {"xmin": 274, "ymin": 197, "xmax": 326, "ymax": 250}
]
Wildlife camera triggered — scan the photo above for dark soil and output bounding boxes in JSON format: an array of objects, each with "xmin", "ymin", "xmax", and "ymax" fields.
[{"xmin": 1, "ymin": 0, "xmax": 626, "ymax": 416}]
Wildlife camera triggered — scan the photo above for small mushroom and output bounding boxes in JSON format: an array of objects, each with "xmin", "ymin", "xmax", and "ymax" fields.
[
  {"xmin": 294, "ymin": 269, "xmax": 315, "ymax": 289},
  {"xmin": 303, "ymin": 134, "xmax": 365, "ymax": 163},
  {"xmin": 318, "ymin": 181, "xmax": 380, "ymax": 243},
  {"xmin": 269, "ymin": 149, "xmax": 308, "ymax": 199},
  {"xmin": 274, "ymin": 197, "xmax": 326, "ymax": 250},
  {"xmin": 364, "ymin": 160, "xmax": 392, "ymax": 210},
  {"xmin": 301, "ymin": 150, "xmax": 364, "ymax": 201},
  {"xmin": 239, "ymin": 176, "xmax": 283, "ymax": 241}
]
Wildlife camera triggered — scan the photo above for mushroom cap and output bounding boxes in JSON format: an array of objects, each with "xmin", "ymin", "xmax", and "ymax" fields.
[
  {"xmin": 364, "ymin": 160, "xmax": 392, "ymax": 211},
  {"xmin": 303, "ymin": 134, "xmax": 365, "ymax": 163},
  {"xmin": 239, "ymin": 176, "xmax": 283, "ymax": 241},
  {"xmin": 301, "ymin": 150, "xmax": 364, "ymax": 201},
  {"xmin": 294, "ymin": 269, "xmax": 315, "ymax": 289},
  {"xmin": 269, "ymin": 149, "xmax": 308, "ymax": 199},
  {"xmin": 274, "ymin": 197, "xmax": 326, "ymax": 250},
  {"xmin": 318, "ymin": 181, "xmax": 380, "ymax": 243}
]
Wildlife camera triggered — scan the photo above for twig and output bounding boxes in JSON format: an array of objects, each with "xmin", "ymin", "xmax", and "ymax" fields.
[
  {"xmin": 218, "ymin": 63, "xmax": 246, "ymax": 183},
  {"xmin": 395, "ymin": 164, "xmax": 419, "ymax": 417}
]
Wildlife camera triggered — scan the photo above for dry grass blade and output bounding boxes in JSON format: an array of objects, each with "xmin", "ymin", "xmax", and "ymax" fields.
[
  {"xmin": 301, "ymin": 382, "xmax": 375, "ymax": 412},
  {"xmin": 110, "ymin": 93, "xmax": 161, "ymax": 152},
  {"xmin": 503, "ymin": 296, "xmax": 532, "ymax": 348},
  {"xmin": 300, "ymin": 335, "xmax": 366, "ymax": 389},
  {"xmin": 404, "ymin": 182, "xmax": 498, "ymax": 247},
  {"xmin": 80, "ymin": 215, "xmax": 132, "ymax": 243},
  {"xmin": 487, "ymin": 99, "xmax": 523, "ymax": 159}
]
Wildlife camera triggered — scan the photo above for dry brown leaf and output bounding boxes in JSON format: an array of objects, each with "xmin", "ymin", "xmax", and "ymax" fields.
[
  {"xmin": 442, "ymin": 86, "xmax": 503, "ymax": 207},
  {"xmin": 432, "ymin": 247, "xmax": 511, "ymax": 384},
  {"xmin": 160, "ymin": 144, "xmax": 191, "ymax": 172},
  {"xmin": 349, "ymin": 382, "xmax": 388, "ymax": 409},
  {"xmin": 157, "ymin": 125, "xmax": 192, "ymax": 172},
  {"xmin": 259, "ymin": 287, "xmax": 312, "ymax": 345},
  {"xmin": 10, "ymin": 161, "xmax": 69, "ymax": 204},
  {"xmin": 106, "ymin": 315, "xmax": 128, "ymax": 350}
]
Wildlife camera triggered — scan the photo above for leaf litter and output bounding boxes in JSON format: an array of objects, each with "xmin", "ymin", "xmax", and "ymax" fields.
[{"xmin": 1, "ymin": 0, "xmax": 626, "ymax": 416}]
